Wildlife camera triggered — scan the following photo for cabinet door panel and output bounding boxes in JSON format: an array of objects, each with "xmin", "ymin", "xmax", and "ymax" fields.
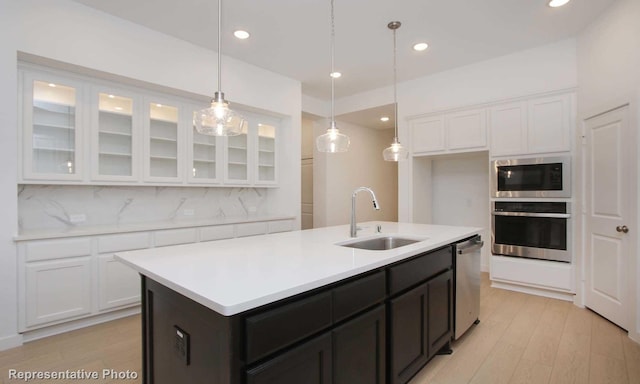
[
  {"xmin": 255, "ymin": 119, "xmax": 278, "ymax": 185},
  {"xmin": 427, "ymin": 270, "xmax": 453, "ymax": 357},
  {"xmin": 246, "ymin": 333, "xmax": 332, "ymax": 384},
  {"xmin": 145, "ymin": 98, "xmax": 182, "ymax": 182},
  {"xmin": 333, "ymin": 305, "xmax": 385, "ymax": 384},
  {"xmin": 25, "ymin": 257, "xmax": 91, "ymax": 328},
  {"xmin": 490, "ymin": 102, "xmax": 527, "ymax": 156},
  {"xmin": 22, "ymin": 71, "xmax": 84, "ymax": 181},
  {"xmin": 389, "ymin": 282, "xmax": 429, "ymax": 384},
  {"xmin": 447, "ymin": 109, "xmax": 487, "ymax": 150},
  {"xmin": 527, "ymin": 94, "xmax": 571, "ymax": 154},
  {"xmin": 98, "ymin": 254, "xmax": 141, "ymax": 310},
  {"xmin": 411, "ymin": 116, "xmax": 445, "ymax": 154},
  {"xmin": 92, "ymin": 88, "xmax": 139, "ymax": 181}
]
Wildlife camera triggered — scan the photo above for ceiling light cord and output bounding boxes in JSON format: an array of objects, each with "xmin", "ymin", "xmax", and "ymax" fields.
[
  {"xmin": 218, "ymin": 0, "xmax": 222, "ymax": 93},
  {"xmin": 393, "ymin": 26, "xmax": 398, "ymax": 139},
  {"xmin": 330, "ymin": 0, "xmax": 335, "ymax": 125}
]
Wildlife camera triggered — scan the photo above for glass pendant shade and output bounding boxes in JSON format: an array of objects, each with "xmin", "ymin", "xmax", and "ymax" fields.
[
  {"xmin": 383, "ymin": 137, "xmax": 409, "ymax": 161},
  {"xmin": 194, "ymin": 0, "xmax": 246, "ymax": 137},
  {"xmin": 194, "ymin": 92, "xmax": 246, "ymax": 136},
  {"xmin": 316, "ymin": 121, "xmax": 350, "ymax": 153}
]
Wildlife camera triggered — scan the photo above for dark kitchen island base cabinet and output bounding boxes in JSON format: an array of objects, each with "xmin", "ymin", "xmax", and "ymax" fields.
[
  {"xmin": 247, "ymin": 305, "xmax": 386, "ymax": 384},
  {"xmin": 140, "ymin": 244, "xmax": 456, "ymax": 384}
]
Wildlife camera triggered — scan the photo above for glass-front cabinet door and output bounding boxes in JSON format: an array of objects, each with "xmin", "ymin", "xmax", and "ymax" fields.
[
  {"xmin": 255, "ymin": 118, "xmax": 279, "ymax": 185},
  {"xmin": 22, "ymin": 72, "xmax": 83, "ymax": 181},
  {"xmin": 145, "ymin": 99, "xmax": 181, "ymax": 182},
  {"xmin": 92, "ymin": 88, "xmax": 138, "ymax": 181},
  {"xmin": 224, "ymin": 122, "xmax": 250, "ymax": 184},
  {"xmin": 187, "ymin": 103, "xmax": 221, "ymax": 184}
]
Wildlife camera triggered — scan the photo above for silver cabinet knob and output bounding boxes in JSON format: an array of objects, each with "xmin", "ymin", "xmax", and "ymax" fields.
[{"xmin": 616, "ymin": 225, "xmax": 629, "ymax": 233}]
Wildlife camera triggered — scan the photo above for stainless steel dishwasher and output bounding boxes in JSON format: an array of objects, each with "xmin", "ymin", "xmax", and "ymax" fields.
[{"xmin": 454, "ymin": 235, "xmax": 483, "ymax": 339}]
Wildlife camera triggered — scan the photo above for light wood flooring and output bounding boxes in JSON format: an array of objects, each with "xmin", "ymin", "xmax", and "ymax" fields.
[{"xmin": 1, "ymin": 273, "xmax": 639, "ymax": 384}]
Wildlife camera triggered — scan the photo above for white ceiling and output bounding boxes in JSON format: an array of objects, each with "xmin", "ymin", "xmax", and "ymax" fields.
[{"xmin": 72, "ymin": 0, "xmax": 613, "ymax": 102}]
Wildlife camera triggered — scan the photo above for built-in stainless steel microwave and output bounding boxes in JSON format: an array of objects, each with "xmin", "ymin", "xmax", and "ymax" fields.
[{"xmin": 491, "ymin": 156, "xmax": 571, "ymax": 198}]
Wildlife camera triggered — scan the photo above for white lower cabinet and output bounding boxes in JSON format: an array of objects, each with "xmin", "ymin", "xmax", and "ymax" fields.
[
  {"xmin": 24, "ymin": 257, "xmax": 92, "ymax": 329},
  {"xmin": 98, "ymin": 254, "xmax": 140, "ymax": 311},
  {"xmin": 18, "ymin": 218, "xmax": 295, "ymax": 334},
  {"xmin": 96, "ymin": 233, "xmax": 149, "ymax": 311}
]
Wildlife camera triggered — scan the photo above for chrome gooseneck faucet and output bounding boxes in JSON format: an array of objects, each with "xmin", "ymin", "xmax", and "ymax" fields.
[{"xmin": 351, "ymin": 187, "xmax": 380, "ymax": 237}]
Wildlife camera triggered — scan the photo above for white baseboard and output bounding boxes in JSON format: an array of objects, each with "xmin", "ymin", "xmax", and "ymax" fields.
[
  {"xmin": 22, "ymin": 307, "xmax": 140, "ymax": 343},
  {"xmin": 491, "ymin": 280, "xmax": 575, "ymax": 302},
  {"xmin": 0, "ymin": 333, "xmax": 24, "ymax": 352}
]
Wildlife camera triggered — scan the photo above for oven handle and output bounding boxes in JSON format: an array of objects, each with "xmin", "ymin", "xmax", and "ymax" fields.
[{"xmin": 492, "ymin": 211, "xmax": 571, "ymax": 219}]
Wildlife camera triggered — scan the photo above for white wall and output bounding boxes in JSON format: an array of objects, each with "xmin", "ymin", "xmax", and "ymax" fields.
[
  {"xmin": 0, "ymin": 0, "xmax": 301, "ymax": 350},
  {"xmin": 576, "ymin": 0, "xmax": 640, "ymax": 341},
  {"xmin": 428, "ymin": 152, "xmax": 491, "ymax": 271},
  {"xmin": 313, "ymin": 120, "xmax": 398, "ymax": 229},
  {"xmin": 0, "ymin": 0, "xmax": 20, "ymax": 351}
]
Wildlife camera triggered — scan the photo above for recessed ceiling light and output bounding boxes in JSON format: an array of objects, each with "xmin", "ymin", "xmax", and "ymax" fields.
[
  {"xmin": 48, "ymin": 83, "xmax": 56, "ymax": 88},
  {"xmin": 380, "ymin": 116, "xmax": 390, "ymax": 122},
  {"xmin": 114, "ymin": 106, "xmax": 123, "ymax": 111},
  {"xmin": 330, "ymin": 72, "xmax": 342, "ymax": 78},
  {"xmin": 548, "ymin": 0, "xmax": 570, "ymax": 7},
  {"xmin": 234, "ymin": 30, "xmax": 250, "ymax": 39},
  {"xmin": 413, "ymin": 43, "xmax": 429, "ymax": 52},
  {"xmin": 108, "ymin": 94, "xmax": 115, "ymax": 99},
  {"xmin": 156, "ymin": 103, "xmax": 162, "ymax": 107}
]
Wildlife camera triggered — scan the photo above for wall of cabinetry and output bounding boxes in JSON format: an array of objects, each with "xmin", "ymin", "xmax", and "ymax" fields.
[
  {"xmin": 16, "ymin": 218, "xmax": 294, "ymax": 341},
  {"xmin": 19, "ymin": 65, "xmax": 280, "ymax": 187},
  {"xmin": 408, "ymin": 90, "xmax": 575, "ymax": 292}
]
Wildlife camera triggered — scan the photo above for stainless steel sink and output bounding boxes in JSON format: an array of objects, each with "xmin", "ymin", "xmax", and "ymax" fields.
[{"xmin": 339, "ymin": 236, "xmax": 423, "ymax": 251}]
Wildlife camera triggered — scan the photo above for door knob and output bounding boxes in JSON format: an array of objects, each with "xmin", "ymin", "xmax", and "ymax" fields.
[{"xmin": 616, "ymin": 225, "xmax": 629, "ymax": 234}]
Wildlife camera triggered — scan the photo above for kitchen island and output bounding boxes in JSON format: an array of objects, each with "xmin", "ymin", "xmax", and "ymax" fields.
[{"xmin": 116, "ymin": 222, "xmax": 480, "ymax": 384}]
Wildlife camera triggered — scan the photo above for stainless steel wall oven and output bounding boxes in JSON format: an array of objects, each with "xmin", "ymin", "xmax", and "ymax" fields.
[{"xmin": 491, "ymin": 201, "xmax": 571, "ymax": 263}]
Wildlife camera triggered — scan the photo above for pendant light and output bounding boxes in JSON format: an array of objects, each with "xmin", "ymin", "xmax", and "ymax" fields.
[
  {"xmin": 193, "ymin": 0, "xmax": 247, "ymax": 136},
  {"xmin": 383, "ymin": 21, "xmax": 409, "ymax": 162},
  {"xmin": 316, "ymin": 0, "xmax": 350, "ymax": 153}
]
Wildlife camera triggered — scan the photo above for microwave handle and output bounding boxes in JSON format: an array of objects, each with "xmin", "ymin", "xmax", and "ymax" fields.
[{"xmin": 492, "ymin": 212, "xmax": 571, "ymax": 219}]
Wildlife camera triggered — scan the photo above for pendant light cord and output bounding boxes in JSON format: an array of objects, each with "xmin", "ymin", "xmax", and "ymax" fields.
[
  {"xmin": 330, "ymin": 0, "xmax": 335, "ymax": 124},
  {"xmin": 393, "ymin": 27, "xmax": 398, "ymax": 139},
  {"xmin": 218, "ymin": 0, "xmax": 222, "ymax": 94}
]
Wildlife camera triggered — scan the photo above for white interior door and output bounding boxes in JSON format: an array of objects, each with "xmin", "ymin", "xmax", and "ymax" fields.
[{"xmin": 584, "ymin": 106, "xmax": 633, "ymax": 330}]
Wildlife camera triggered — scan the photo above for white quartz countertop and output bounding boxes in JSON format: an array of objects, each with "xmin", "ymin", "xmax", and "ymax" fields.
[{"xmin": 115, "ymin": 221, "xmax": 481, "ymax": 316}]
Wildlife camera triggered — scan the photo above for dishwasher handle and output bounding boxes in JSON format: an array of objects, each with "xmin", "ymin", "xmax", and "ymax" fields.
[{"xmin": 457, "ymin": 239, "xmax": 484, "ymax": 254}]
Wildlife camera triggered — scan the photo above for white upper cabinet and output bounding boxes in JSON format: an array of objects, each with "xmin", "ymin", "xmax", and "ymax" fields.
[
  {"xmin": 224, "ymin": 124, "xmax": 250, "ymax": 185},
  {"xmin": 19, "ymin": 66, "xmax": 282, "ymax": 187},
  {"xmin": 21, "ymin": 71, "xmax": 84, "ymax": 181},
  {"xmin": 527, "ymin": 94, "xmax": 572, "ymax": 154},
  {"xmin": 144, "ymin": 98, "xmax": 182, "ymax": 182},
  {"xmin": 446, "ymin": 108, "xmax": 487, "ymax": 151},
  {"xmin": 410, "ymin": 109, "xmax": 487, "ymax": 155},
  {"xmin": 254, "ymin": 117, "xmax": 279, "ymax": 185},
  {"xmin": 490, "ymin": 93, "xmax": 573, "ymax": 157},
  {"xmin": 188, "ymin": 102, "xmax": 223, "ymax": 184},
  {"xmin": 91, "ymin": 87, "xmax": 140, "ymax": 182},
  {"xmin": 489, "ymin": 101, "xmax": 528, "ymax": 157},
  {"xmin": 223, "ymin": 112, "xmax": 280, "ymax": 186},
  {"xmin": 410, "ymin": 115, "xmax": 445, "ymax": 154}
]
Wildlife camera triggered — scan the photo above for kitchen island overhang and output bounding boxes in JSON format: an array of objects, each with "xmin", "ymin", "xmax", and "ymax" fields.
[{"xmin": 116, "ymin": 222, "xmax": 481, "ymax": 384}]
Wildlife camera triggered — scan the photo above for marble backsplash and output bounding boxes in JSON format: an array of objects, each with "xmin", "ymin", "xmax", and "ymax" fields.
[{"xmin": 18, "ymin": 185, "xmax": 269, "ymax": 232}]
